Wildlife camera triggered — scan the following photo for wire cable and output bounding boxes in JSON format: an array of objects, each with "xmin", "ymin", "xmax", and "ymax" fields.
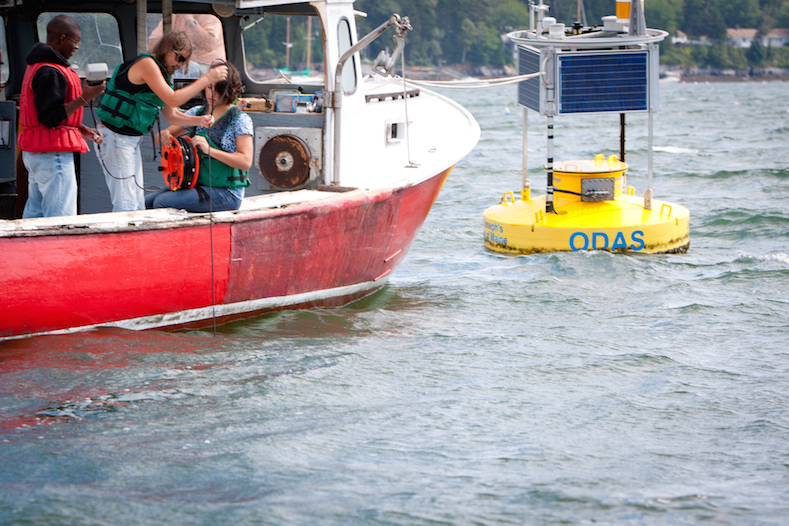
[
  {"xmin": 403, "ymin": 71, "xmax": 543, "ymax": 89},
  {"xmin": 205, "ymin": 58, "xmax": 230, "ymax": 338}
]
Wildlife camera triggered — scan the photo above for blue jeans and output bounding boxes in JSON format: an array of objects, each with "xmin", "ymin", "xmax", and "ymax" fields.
[
  {"xmin": 95, "ymin": 125, "xmax": 145, "ymax": 212},
  {"xmin": 22, "ymin": 151, "xmax": 78, "ymax": 218},
  {"xmin": 145, "ymin": 185, "xmax": 243, "ymax": 212}
]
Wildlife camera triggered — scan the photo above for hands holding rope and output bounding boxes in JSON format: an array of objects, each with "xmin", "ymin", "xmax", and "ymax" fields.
[
  {"xmin": 189, "ymin": 135, "xmax": 211, "ymax": 156},
  {"xmin": 79, "ymin": 78, "xmax": 106, "ymax": 146},
  {"xmin": 204, "ymin": 63, "xmax": 228, "ymax": 89},
  {"xmin": 156, "ymin": 110, "xmax": 214, "ymax": 145},
  {"xmin": 155, "ymin": 128, "xmax": 212, "ymax": 157}
]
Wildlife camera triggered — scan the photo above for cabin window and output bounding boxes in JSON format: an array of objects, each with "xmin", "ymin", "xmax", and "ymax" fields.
[
  {"xmin": 0, "ymin": 18, "xmax": 8, "ymax": 86},
  {"xmin": 338, "ymin": 18, "xmax": 357, "ymax": 95},
  {"xmin": 146, "ymin": 14, "xmax": 226, "ymax": 80},
  {"xmin": 241, "ymin": 13, "xmax": 324, "ymax": 82},
  {"xmin": 37, "ymin": 13, "xmax": 123, "ymax": 78}
]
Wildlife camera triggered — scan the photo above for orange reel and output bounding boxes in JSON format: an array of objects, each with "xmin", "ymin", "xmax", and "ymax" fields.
[{"xmin": 160, "ymin": 136, "xmax": 200, "ymax": 191}]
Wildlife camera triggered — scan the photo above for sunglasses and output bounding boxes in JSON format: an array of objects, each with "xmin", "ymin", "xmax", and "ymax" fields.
[
  {"xmin": 63, "ymin": 35, "xmax": 80, "ymax": 46},
  {"xmin": 175, "ymin": 52, "xmax": 187, "ymax": 64}
]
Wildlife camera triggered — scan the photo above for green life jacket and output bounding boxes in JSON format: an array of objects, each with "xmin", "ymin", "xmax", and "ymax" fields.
[
  {"xmin": 96, "ymin": 54, "xmax": 171, "ymax": 134},
  {"xmin": 191, "ymin": 106, "xmax": 250, "ymax": 189}
]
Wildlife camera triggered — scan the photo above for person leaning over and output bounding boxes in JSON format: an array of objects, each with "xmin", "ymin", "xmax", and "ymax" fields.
[
  {"xmin": 148, "ymin": 14, "xmax": 226, "ymax": 78},
  {"xmin": 95, "ymin": 30, "xmax": 227, "ymax": 212},
  {"xmin": 18, "ymin": 14, "xmax": 105, "ymax": 218},
  {"xmin": 146, "ymin": 62, "xmax": 252, "ymax": 212}
]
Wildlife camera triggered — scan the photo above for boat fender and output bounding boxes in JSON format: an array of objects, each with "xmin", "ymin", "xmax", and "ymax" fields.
[{"xmin": 160, "ymin": 136, "xmax": 200, "ymax": 191}]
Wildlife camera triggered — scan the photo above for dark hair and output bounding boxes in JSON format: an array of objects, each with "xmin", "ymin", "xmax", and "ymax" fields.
[
  {"xmin": 210, "ymin": 61, "xmax": 243, "ymax": 105},
  {"xmin": 46, "ymin": 15, "xmax": 80, "ymax": 44},
  {"xmin": 150, "ymin": 30, "xmax": 193, "ymax": 74}
]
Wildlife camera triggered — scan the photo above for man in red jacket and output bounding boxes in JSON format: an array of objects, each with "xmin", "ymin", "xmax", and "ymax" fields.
[{"xmin": 19, "ymin": 14, "xmax": 105, "ymax": 218}]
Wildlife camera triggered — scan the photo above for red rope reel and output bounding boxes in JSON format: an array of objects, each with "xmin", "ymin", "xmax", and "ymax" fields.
[{"xmin": 160, "ymin": 136, "xmax": 200, "ymax": 191}]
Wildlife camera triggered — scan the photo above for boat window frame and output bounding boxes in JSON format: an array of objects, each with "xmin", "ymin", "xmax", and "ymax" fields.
[
  {"xmin": 36, "ymin": 12, "xmax": 123, "ymax": 78},
  {"xmin": 239, "ymin": 10, "xmax": 325, "ymax": 87},
  {"xmin": 0, "ymin": 16, "xmax": 9, "ymax": 86},
  {"xmin": 337, "ymin": 16, "xmax": 357, "ymax": 95}
]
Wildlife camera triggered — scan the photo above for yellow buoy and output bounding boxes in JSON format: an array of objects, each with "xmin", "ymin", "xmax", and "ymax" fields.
[
  {"xmin": 484, "ymin": 155, "xmax": 689, "ymax": 254},
  {"xmin": 497, "ymin": 7, "xmax": 690, "ymax": 255}
]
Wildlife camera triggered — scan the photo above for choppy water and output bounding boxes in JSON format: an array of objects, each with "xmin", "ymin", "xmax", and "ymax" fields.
[{"xmin": 2, "ymin": 81, "xmax": 788, "ymax": 525}]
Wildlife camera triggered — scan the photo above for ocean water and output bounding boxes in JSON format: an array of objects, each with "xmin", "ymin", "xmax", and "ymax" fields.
[{"xmin": 1, "ymin": 81, "xmax": 788, "ymax": 525}]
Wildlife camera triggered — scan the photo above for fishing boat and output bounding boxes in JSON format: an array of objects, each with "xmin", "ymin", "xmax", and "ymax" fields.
[
  {"xmin": 0, "ymin": 0, "xmax": 480, "ymax": 340},
  {"xmin": 484, "ymin": 0, "xmax": 689, "ymax": 254}
]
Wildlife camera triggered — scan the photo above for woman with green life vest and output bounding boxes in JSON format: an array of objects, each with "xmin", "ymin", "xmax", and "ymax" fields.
[
  {"xmin": 145, "ymin": 62, "xmax": 253, "ymax": 212},
  {"xmin": 95, "ymin": 30, "xmax": 227, "ymax": 212}
]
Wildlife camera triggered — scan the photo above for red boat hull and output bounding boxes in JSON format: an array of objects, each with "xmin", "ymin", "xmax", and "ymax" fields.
[{"xmin": 0, "ymin": 169, "xmax": 451, "ymax": 340}]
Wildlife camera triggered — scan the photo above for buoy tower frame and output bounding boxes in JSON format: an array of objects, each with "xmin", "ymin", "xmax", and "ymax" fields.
[{"xmin": 483, "ymin": 1, "xmax": 690, "ymax": 255}]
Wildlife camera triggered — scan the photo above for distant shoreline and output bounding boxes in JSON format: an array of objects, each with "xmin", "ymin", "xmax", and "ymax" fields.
[
  {"xmin": 394, "ymin": 65, "xmax": 789, "ymax": 83},
  {"xmin": 676, "ymin": 74, "xmax": 789, "ymax": 82}
]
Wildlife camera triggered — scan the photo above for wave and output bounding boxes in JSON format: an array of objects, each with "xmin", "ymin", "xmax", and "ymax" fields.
[
  {"xmin": 764, "ymin": 168, "xmax": 789, "ymax": 180},
  {"xmin": 653, "ymin": 146, "xmax": 700, "ymax": 154},
  {"xmin": 697, "ymin": 210, "xmax": 789, "ymax": 239},
  {"xmin": 668, "ymin": 169, "xmax": 748, "ymax": 180},
  {"xmin": 675, "ymin": 168, "xmax": 789, "ymax": 181},
  {"xmin": 733, "ymin": 251, "xmax": 789, "ymax": 266}
]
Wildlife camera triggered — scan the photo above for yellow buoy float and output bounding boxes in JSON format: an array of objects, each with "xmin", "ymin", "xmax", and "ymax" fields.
[
  {"xmin": 484, "ymin": 155, "xmax": 689, "ymax": 254},
  {"xmin": 487, "ymin": 0, "xmax": 690, "ymax": 255}
]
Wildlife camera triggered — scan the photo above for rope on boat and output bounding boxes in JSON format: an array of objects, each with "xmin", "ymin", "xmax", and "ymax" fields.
[
  {"xmin": 401, "ymin": 39, "xmax": 418, "ymax": 168},
  {"xmin": 402, "ymin": 71, "xmax": 543, "ymax": 89}
]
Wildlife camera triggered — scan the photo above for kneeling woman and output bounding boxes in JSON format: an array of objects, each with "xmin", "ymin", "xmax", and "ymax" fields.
[{"xmin": 146, "ymin": 62, "xmax": 252, "ymax": 212}]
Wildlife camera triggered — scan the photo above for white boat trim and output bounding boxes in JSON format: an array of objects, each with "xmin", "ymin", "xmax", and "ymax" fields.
[{"xmin": 0, "ymin": 279, "xmax": 386, "ymax": 342}]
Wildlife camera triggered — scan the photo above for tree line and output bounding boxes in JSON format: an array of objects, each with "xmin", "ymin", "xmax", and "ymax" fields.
[{"xmin": 353, "ymin": 0, "xmax": 789, "ymax": 69}]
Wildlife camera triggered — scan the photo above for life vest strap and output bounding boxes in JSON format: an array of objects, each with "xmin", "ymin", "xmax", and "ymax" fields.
[{"xmin": 97, "ymin": 89, "xmax": 137, "ymax": 119}]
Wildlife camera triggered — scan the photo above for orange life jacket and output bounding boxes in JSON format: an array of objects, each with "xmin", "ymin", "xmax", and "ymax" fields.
[{"xmin": 19, "ymin": 62, "xmax": 87, "ymax": 153}]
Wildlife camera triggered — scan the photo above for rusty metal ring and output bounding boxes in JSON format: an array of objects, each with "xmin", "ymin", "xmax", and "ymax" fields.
[{"xmin": 259, "ymin": 134, "xmax": 311, "ymax": 189}]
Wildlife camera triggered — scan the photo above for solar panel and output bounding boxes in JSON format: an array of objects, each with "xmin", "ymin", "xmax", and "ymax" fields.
[
  {"xmin": 518, "ymin": 46, "xmax": 541, "ymax": 112},
  {"xmin": 557, "ymin": 52, "xmax": 648, "ymax": 114}
]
